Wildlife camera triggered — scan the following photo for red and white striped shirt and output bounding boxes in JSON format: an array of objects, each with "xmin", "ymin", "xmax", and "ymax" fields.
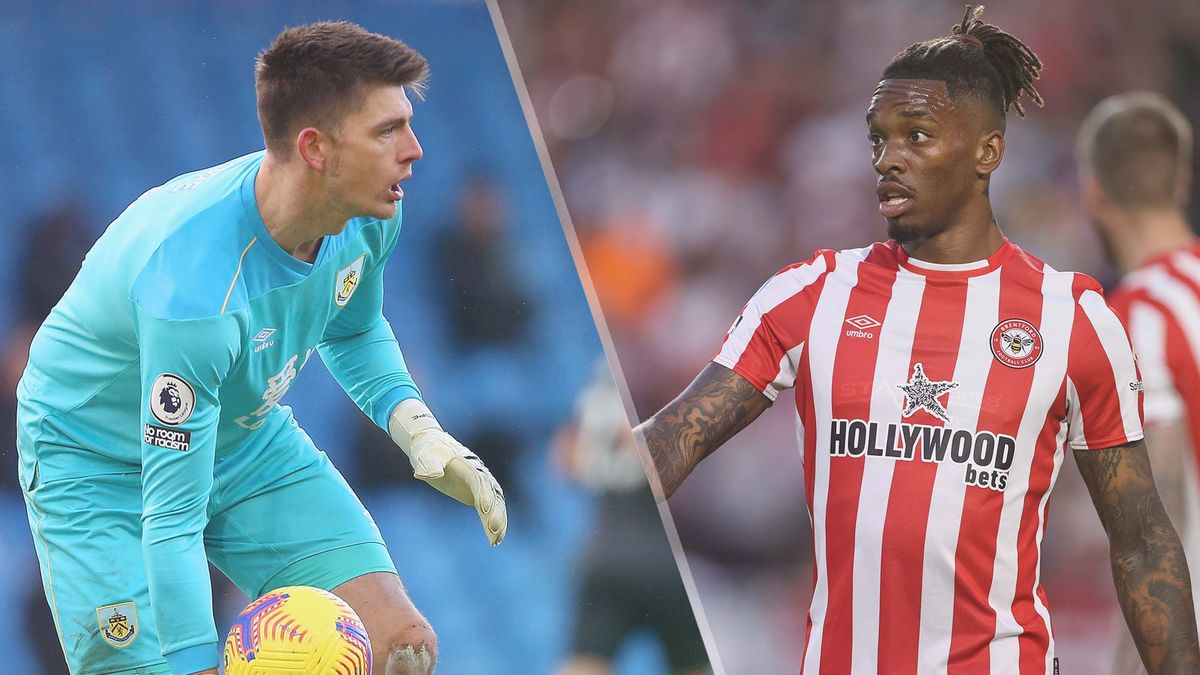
[
  {"xmin": 715, "ymin": 239, "xmax": 1143, "ymax": 675},
  {"xmin": 1107, "ymin": 241, "xmax": 1200, "ymax": 600},
  {"xmin": 1108, "ymin": 242, "xmax": 1200, "ymax": 462}
]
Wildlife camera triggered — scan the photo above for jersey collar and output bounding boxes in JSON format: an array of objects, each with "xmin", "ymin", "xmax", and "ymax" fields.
[
  {"xmin": 894, "ymin": 238, "xmax": 1015, "ymax": 279},
  {"xmin": 240, "ymin": 159, "xmax": 321, "ymax": 276}
]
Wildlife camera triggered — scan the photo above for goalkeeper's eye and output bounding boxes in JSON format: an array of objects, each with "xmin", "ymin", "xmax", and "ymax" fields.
[{"xmin": 381, "ymin": 125, "xmax": 395, "ymax": 138}]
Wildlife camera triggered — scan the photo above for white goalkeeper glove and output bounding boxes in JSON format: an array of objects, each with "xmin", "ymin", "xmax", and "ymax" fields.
[{"xmin": 389, "ymin": 399, "xmax": 507, "ymax": 546}]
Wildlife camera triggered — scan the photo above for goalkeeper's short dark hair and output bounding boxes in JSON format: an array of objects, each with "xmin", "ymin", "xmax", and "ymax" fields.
[{"xmin": 255, "ymin": 21, "xmax": 429, "ymax": 156}]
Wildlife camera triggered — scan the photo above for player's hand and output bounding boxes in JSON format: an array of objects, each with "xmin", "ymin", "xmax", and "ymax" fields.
[
  {"xmin": 389, "ymin": 399, "xmax": 507, "ymax": 546},
  {"xmin": 408, "ymin": 429, "xmax": 507, "ymax": 545}
]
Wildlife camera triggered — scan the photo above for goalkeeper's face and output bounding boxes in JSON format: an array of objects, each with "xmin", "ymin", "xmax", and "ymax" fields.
[{"xmin": 325, "ymin": 84, "xmax": 423, "ymax": 221}]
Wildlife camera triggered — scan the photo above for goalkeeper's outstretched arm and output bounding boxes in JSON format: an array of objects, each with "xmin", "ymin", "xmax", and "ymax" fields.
[
  {"xmin": 389, "ymin": 398, "xmax": 507, "ymax": 546},
  {"xmin": 635, "ymin": 362, "xmax": 771, "ymax": 500}
]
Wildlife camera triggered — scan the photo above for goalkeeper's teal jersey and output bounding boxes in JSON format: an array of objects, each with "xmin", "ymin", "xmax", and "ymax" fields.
[{"xmin": 17, "ymin": 151, "xmax": 420, "ymax": 668}]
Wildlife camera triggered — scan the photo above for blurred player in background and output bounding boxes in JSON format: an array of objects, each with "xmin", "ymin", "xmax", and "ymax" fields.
[
  {"xmin": 639, "ymin": 6, "xmax": 1200, "ymax": 673},
  {"xmin": 1077, "ymin": 92, "xmax": 1200, "ymax": 674},
  {"xmin": 16, "ymin": 22, "xmax": 505, "ymax": 675},
  {"xmin": 555, "ymin": 361, "xmax": 709, "ymax": 675}
]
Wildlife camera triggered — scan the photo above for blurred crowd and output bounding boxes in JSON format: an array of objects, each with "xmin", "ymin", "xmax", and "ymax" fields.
[
  {"xmin": 0, "ymin": 206, "xmax": 90, "ymax": 672},
  {"xmin": 504, "ymin": 0, "xmax": 1200, "ymax": 407},
  {"xmin": 501, "ymin": 0, "xmax": 1200, "ymax": 672}
]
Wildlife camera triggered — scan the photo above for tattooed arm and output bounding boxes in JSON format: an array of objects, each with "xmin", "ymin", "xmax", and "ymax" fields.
[
  {"xmin": 1075, "ymin": 439, "xmax": 1200, "ymax": 674},
  {"xmin": 635, "ymin": 363, "xmax": 772, "ymax": 500},
  {"xmin": 1110, "ymin": 421, "xmax": 1192, "ymax": 674}
]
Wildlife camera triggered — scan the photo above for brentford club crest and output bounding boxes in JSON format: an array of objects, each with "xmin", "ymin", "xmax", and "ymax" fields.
[{"xmin": 990, "ymin": 318, "xmax": 1043, "ymax": 369}]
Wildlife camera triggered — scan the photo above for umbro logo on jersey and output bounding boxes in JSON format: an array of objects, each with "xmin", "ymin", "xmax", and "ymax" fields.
[
  {"xmin": 845, "ymin": 314, "xmax": 881, "ymax": 330},
  {"xmin": 252, "ymin": 328, "xmax": 277, "ymax": 353},
  {"xmin": 844, "ymin": 314, "xmax": 881, "ymax": 339}
]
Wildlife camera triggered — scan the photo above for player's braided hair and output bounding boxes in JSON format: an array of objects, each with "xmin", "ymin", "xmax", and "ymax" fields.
[{"xmin": 881, "ymin": 5, "xmax": 1044, "ymax": 124}]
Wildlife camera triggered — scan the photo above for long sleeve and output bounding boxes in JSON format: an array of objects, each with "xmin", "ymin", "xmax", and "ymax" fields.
[
  {"xmin": 319, "ymin": 224, "xmax": 420, "ymax": 431},
  {"xmin": 135, "ymin": 305, "xmax": 242, "ymax": 673}
]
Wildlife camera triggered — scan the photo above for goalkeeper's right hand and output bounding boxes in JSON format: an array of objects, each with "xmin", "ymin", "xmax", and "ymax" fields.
[{"xmin": 388, "ymin": 399, "xmax": 508, "ymax": 546}]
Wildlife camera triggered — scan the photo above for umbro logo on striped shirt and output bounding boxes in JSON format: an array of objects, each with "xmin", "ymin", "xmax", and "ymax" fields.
[
  {"xmin": 712, "ymin": 240, "xmax": 1143, "ymax": 673},
  {"xmin": 844, "ymin": 313, "xmax": 881, "ymax": 339}
]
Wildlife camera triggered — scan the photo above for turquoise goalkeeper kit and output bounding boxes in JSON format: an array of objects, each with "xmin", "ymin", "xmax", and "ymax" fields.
[{"xmin": 17, "ymin": 152, "xmax": 419, "ymax": 674}]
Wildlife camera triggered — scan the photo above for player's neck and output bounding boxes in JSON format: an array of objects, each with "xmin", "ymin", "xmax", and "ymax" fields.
[
  {"xmin": 1111, "ymin": 208, "xmax": 1196, "ymax": 273},
  {"xmin": 255, "ymin": 154, "xmax": 344, "ymax": 262},
  {"xmin": 898, "ymin": 208, "xmax": 1006, "ymax": 265}
]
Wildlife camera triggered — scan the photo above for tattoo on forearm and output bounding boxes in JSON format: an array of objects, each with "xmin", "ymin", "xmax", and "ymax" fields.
[
  {"xmin": 636, "ymin": 364, "xmax": 770, "ymax": 499},
  {"xmin": 1076, "ymin": 442, "xmax": 1200, "ymax": 674}
]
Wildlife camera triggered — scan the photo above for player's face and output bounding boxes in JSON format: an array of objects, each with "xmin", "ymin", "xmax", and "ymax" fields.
[
  {"xmin": 866, "ymin": 79, "xmax": 988, "ymax": 243},
  {"xmin": 326, "ymin": 85, "xmax": 423, "ymax": 221}
]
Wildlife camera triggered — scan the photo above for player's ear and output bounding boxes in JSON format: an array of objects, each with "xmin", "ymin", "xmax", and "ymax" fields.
[
  {"xmin": 1080, "ymin": 173, "xmax": 1109, "ymax": 217},
  {"xmin": 1175, "ymin": 162, "xmax": 1192, "ymax": 206},
  {"xmin": 976, "ymin": 130, "xmax": 1004, "ymax": 178},
  {"xmin": 296, "ymin": 127, "xmax": 329, "ymax": 172}
]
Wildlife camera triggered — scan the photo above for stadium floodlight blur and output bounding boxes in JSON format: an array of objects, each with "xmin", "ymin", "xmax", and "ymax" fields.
[
  {"xmin": 0, "ymin": 1, "xmax": 645, "ymax": 673},
  {"xmin": 498, "ymin": 0, "xmax": 1200, "ymax": 672}
]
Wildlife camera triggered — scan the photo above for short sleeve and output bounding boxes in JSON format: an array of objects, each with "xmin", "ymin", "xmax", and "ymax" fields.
[
  {"xmin": 712, "ymin": 253, "xmax": 829, "ymax": 401},
  {"xmin": 1125, "ymin": 299, "xmax": 1185, "ymax": 427},
  {"xmin": 1065, "ymin": 288, "xmax": 1145, "ymax": 450}
]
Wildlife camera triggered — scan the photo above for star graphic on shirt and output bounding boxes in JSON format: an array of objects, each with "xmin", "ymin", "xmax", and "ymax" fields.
[{"xmin": 897, "ymin": 362, "xmax": 959, "ymax": 423}]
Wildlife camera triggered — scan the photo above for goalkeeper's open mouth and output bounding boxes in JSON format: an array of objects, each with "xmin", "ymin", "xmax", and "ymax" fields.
[{"xmin": 389, "ymin": 180, "xmax": 405, "ymax": 201}]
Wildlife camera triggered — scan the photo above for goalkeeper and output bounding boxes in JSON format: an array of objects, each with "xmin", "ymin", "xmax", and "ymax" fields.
[{"xmin": 16, "ymin": 21, "xmax": 505, "ymax": 675}]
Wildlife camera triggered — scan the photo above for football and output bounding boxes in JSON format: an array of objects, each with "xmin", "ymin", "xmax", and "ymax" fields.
[{"xmin": 224, "ymin": 586, "xmax": 372, "ymax": 674}]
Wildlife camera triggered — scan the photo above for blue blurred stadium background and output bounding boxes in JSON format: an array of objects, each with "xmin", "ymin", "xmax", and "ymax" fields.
[{"xmin": 0, "ymin": 1, "xmax": 673, "ymax": 672}]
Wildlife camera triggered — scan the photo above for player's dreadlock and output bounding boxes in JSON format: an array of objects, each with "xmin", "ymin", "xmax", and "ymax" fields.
[{"xmin": 881, "ymin": 5, "xmax": 1044, "ymax": 124}]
